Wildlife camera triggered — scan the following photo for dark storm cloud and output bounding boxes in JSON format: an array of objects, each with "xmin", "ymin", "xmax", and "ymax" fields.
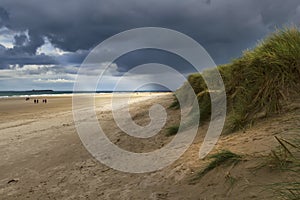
[
  {"xmin": 0, "ymin": 6, "xmax": 9, "ymax": 27},
  {"xmin": 0, "ymin": 44, "xmax": 57, "ymax": 69},
  {"xmin": 0, "ymin": 0, "xmax": 300, "ymax": 72},
  {"xmin": 14, "ymin": 34, "xmax": 27, "ymax": 46},
  {"xmin": 57, "ymin": 50, "xmax": 89, "ymax": 65},
  {"xmin": 114, "ymin": 49, "xmax": 198, "ymax": 74},
  {"xmin": 0, "ymin": 52, "xmax": 57, "ymax": 69},
  {"xmin": 11, "ymin": 30, "xmax": 45, "ymax": 55}
]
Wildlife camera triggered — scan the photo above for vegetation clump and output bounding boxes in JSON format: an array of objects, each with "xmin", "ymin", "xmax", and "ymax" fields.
[
  {"xmin": 173, "ymin": 27, "xmax": 300, "ymax": 133},
  {"xmin": 166, "ymin": 125, "xmax": 180, "ymax": 137},
  {"xmin": 268, "ymin": 135, "xmax": 300, "ymax": 200},
  {"xmin": 191, "ymin": 150, "xmax": 241, "ymax": 182}
]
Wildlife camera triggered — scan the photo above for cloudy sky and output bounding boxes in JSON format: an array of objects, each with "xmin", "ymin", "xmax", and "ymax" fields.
[{"xmin": 0, "ymin": 0, "xmax": 300, "ymax": 91}]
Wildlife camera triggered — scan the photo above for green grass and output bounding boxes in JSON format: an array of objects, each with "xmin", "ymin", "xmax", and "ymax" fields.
[
  {"xmin": 190, "ymin": 150, "xmax": 241, "ymax": 183},
  {"xmin": 166, "ymin": 125, "xmax": 179, "ymax": 137},
  {"xmin": 172, "ymin": 27, "xmax": 300, "ymax": 133},
  {"xmin": 168, "ymin": 96, "xmax": 180, "ymax": 109}
]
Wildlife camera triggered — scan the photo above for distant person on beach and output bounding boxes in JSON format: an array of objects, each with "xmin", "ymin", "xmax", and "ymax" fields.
[
  {"xmin": 25, "ymin": 97, "xmax": 30, "ymax": 101},
  {"xmin": 45, "ymin": 99, "xmax": 47, "ymax": 103},
  {"xmin": 34, "ymin": 99, "xmax": 36, "ymax": 104},
  {"xmin": 37, "ymin": 99, "xmax": 39, "ymax": 104}
]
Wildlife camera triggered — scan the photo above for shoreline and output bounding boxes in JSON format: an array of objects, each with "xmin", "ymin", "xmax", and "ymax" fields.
[{"xmin": 0, "ymin": 91, "xmax": 173, "ymax": 99}]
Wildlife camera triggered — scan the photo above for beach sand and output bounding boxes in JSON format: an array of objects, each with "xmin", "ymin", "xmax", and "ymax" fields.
[{"xmin": 0, "ymin": 93, "xmax": 299, "ymax": 199}]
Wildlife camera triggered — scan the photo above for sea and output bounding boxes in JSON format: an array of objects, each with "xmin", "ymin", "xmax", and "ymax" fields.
[{"xmin": 0, "ymin": 90, "xmax": 170, "ymax": 98}]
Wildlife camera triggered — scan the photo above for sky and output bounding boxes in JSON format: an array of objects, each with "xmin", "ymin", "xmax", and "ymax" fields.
[{"xmin": 0, "ymin": 0, "xmax": 300, "ymax": 91}]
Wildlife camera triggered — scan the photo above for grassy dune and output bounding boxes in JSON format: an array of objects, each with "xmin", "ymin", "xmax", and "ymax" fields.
[
  {"xmin": 173, "ymin": 27, "xmax": 300, "ymax": 133},
  {"xmin": 171, "ymin": 27, "xmax": 300, "ymax": 200}
]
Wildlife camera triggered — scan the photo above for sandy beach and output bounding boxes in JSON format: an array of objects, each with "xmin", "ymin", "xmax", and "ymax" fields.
[
  {"xmin": 0, "ymin": 93, "xmax": 182, "ymax": 199},
  {"xmin": 0, "ymin": 93, "xmax": 299, "ymax": 199}
]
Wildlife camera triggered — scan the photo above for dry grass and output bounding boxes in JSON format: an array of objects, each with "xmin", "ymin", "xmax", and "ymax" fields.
[{"xmin": 267, "ymin": 135, "xmax": 300, "ymax": 200}]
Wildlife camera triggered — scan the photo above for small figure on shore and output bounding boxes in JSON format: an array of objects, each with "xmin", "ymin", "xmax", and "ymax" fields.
[
  {"xmin": 25, "ymin": 97, "xmax": 30, "ymax": 101},
  {"xmin": 34, "ymin": 99, "xmax": 36, "ymax": 104},
  {"xmin": 36, "ymin": 99, "xmax": 39, "ymax": 104},
  {"xmin": 45, "ymin": 99, "xmax": 47, "ymax": 103}
]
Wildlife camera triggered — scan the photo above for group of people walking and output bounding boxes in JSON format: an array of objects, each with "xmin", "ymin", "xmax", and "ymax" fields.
[{"xmin": 33, "ymin": 99, "xmax": 47, "ymax": 104}]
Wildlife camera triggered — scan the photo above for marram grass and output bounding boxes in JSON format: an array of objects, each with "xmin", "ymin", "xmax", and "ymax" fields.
[
  {"xmin": 190, "ymin": 150, "xmax": 241, "ymax": 183},
  {"xmin": 173, "ymin": 27, "xmax": 300, "ymax": 133}
]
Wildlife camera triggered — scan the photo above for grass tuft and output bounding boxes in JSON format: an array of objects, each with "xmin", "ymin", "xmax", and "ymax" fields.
[
  {"xmin": 166, "ymin": 125, "xmax": 179, "ymax": 137},
  {"xmin": 269, "ymin": 136, "xmax": 300, "ymax": 170},
  {"xmin": 169, "ymin": 96, "xmax": 180, "ymax": 109},
  {"xmin": 267, "ymin": 135, "xmax": 300, "ymax": 200},
  {"xmin": 191, "ymin": 150, "xmax": 241, "ymax": 183}
]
